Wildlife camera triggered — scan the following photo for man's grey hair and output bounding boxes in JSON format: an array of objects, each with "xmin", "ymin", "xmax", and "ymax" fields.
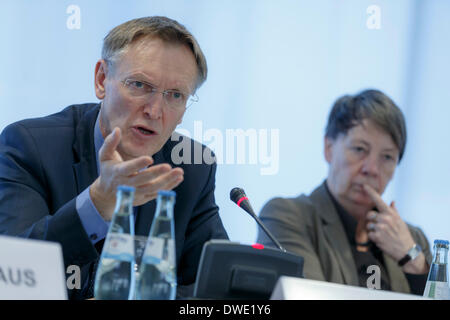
[{"xmin": 102, "ymin": 16, "xmax": 207, "ymax": 92}]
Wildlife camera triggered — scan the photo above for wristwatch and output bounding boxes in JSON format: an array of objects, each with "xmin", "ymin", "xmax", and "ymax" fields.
[{"xmin": 398, "ymin": 244, "xmax": 422, "ymax": 266}]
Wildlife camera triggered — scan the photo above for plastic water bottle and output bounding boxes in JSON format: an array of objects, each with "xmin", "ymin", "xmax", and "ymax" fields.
[
  {"xmin": 136, "ymin": 190, "xmax": 177, "ymax": 300},
  {"xmin": 423, "ymin": 239, "xmax": 449, "ymax": 300},
  {"xmin": 94, "ymin": 185, "xmax": 136, "ymax": 300}
]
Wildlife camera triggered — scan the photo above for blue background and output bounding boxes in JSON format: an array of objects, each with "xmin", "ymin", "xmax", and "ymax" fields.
[{"xmin": 1, "ymin": 0, "xmax": 449, "ymax": 247}]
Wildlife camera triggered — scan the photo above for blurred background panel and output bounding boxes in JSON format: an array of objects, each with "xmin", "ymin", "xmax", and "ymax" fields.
[{"xmin": 1, "ymin": 0, "xmax": 448, "ymax": 245}]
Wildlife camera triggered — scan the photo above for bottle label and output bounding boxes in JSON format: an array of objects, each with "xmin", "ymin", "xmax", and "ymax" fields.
[
  {"xmin": 142, "ymin": 237, "xmax": 175, "ymax": 267},
  {"xmin": 103, "ymin": 233, "xmax": 135, "ymax": 262},
  {"xmin": 424, "ymin": 281, "xmax": 450, "ymax": 299}
]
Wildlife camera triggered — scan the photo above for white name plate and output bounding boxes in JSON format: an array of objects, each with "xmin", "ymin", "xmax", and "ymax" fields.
[
  {"xmin": 271, "ymin": 276, "xmax": 429, "ymax": 300},
  {"xmin": 0, "ymin": 235, "xmax": 67, "ymax": 300}
]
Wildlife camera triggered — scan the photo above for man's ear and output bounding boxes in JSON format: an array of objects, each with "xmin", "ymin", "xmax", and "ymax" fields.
[
  {"xmin": 94, "ymin": 59, "xmax": 108, "ymax": 100},
  {"xmin": 324, "ymin": 136, "xmax": 333, "ymax": 164}
]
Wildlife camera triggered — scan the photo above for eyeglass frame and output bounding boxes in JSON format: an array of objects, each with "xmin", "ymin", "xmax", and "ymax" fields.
[{"xmin": 119, "ymin": 76, "xmax": 199, "ymax": 110}]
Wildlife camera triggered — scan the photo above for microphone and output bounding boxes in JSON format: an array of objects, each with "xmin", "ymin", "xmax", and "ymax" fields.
[{"xmin": 230, "ymin": 187, "xmax": 286, "ymax": 252}]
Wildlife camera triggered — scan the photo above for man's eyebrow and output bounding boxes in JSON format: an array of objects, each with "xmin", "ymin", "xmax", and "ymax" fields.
[
  {"xmin": 126, "ymin": 73, "xmax": 191, "ymax": 93},
  {"xmin": 125, "ymin": 73, "xmax": 155, "ymax": 83}
]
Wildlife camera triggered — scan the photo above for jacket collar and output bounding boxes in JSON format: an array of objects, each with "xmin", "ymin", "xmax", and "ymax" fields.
[
  {"xmin": 72, "ymin": 104, "xmax": 101, "ymax": 194},
  {"xmin": 309, "ymin": 181, "xmax": 359, "ymax": 286},
  {"xmin": 309, "ymin": 181, "xmax": 340, "ymax": 224}
]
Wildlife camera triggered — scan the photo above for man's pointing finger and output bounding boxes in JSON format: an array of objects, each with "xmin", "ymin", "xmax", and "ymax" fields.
[{"xmin": 99, "ymin": 127, "xmax": 122, "ymax": 161}]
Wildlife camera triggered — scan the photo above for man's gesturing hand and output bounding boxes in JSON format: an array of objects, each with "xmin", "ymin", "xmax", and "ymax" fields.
[{"xmin": 90, "ymin": 128, "xmax": 184, "ymax": 221}]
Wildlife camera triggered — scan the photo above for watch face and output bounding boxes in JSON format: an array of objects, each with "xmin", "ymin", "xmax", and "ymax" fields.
[{"xmin": 410, "ymin": 244, "xmax": 422, "ymax": 260}]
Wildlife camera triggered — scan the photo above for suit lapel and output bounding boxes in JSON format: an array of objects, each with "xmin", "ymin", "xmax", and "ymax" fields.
[
  {"xmin": 310, "ymin": 182, "xmax": 359, "ymax": 286},
  {"xmin": 72, "ymin": 104, "xmax": 101, "ymax": 194}
]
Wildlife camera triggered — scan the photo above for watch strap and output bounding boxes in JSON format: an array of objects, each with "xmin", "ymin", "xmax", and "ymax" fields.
[{"xmin": 398, "ymin": 244, "xmax": 422, "ymax": 267}]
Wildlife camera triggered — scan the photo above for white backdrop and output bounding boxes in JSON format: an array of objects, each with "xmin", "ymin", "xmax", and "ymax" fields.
[{"xmin": 1, "ymin": 0, "xmax": 449, "ymax": 246}]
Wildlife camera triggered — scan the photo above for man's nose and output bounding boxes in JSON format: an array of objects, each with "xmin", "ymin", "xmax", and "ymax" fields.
[{"xmin": 143, "ymin": 93, "xmax": 164, "ymax": 119}]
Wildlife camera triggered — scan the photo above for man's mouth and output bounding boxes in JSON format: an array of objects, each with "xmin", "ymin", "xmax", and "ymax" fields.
[{"xmin": 134, "ymin": 126, "xmax": 157, "ymax": 136}]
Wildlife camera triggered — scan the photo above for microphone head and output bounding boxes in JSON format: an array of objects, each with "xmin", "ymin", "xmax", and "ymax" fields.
[
  {"xmin": 230, "ymin": 187, "xmax": 246, "ymax": 203},
  {"xmin": 230, "ymin": 187, "xmax": 256, "ymax": 217}
]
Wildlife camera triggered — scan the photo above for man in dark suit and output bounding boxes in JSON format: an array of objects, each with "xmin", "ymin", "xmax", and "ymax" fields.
[
  {"xmin": 0, "ymin": 16, "xmax": 228, "ymax": 299},
  {"xmin": 257, "ymin": 90, "xmax": 431, "ymax": 295}
]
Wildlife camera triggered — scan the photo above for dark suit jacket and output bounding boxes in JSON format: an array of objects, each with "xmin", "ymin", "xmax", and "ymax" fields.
[
  {"xmin": 257, "ymin": 182, "xmax": 431, "ymax": 294},
  {"xmin": 0, "ymin": 103, "xmax": 228, "ymax": 299}
]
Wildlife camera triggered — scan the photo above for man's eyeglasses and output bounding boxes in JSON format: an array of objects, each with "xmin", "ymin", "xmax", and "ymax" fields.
[{"xmin": 121, "ymin": 78, "xmax": 199, "ymax": 109}]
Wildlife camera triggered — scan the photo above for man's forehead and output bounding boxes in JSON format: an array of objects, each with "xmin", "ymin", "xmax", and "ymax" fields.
[{"xmin": 113, "ymin": 37, "xmax": 198, "ymax": 90}]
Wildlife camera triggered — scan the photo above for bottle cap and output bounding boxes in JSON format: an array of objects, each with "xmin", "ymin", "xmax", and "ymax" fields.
[
  {"xmin": 434, "ymin": 239, "xmax": 449, "ymax": 248},
  {"xmin": 158, "ymin": 190, "xmax": 176, "ymax": 198},
  {"xmin": 117, "ymin": 185, "xmax": 136, "ymax": 193}
]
